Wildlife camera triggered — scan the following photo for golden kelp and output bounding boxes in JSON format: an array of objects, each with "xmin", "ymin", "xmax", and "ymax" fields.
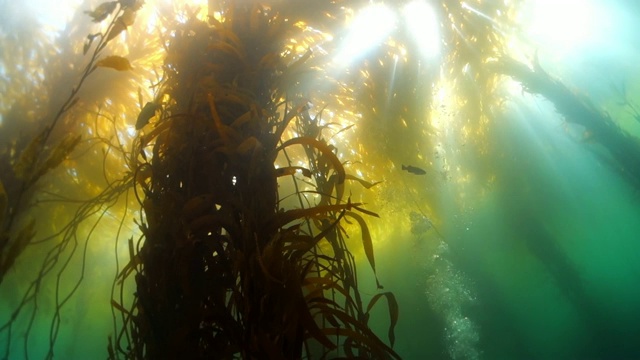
[
  {"xmin": 107, "ymin": 2, "xmax": 399, "ymax": 358},
  {"xmin": 96, "ymin": 55, "xmax": 133, "ymax": 71},
  {"xmin": 0, "ymin": 0, "xmax": 146, "ymax": 357}
]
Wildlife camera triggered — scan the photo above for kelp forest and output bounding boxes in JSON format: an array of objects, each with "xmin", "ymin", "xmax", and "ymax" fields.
[{"xmin": 2, "ymin": 0, "xmax": 640, "ymax": 359}]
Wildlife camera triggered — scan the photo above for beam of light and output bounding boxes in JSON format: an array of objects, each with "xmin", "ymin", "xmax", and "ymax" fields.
[
  {"xmin": 402, "ymin": 0, "xmax": 440, "ymax": 59},
  {"xmin": 461, "ymin": 2, "xmax": 496, "ymax": 24},
  {"xmin": 334, "ymin": 4, "xmax": 397, "ymax": 66},
  {"xmin": 461, "ymin": 2, "xmax": 508, "ymax": 39},
  {"xmin": 523, "ymin": 0, "xmax": 609, "ymax": 53}
]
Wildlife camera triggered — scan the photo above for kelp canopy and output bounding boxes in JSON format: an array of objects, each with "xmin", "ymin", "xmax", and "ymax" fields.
[
  {"xmin": 1, "ymin": 0, "xmax": 401, "ymax": 358},
  {"xmin": 2, "ymin": 0, "xmax": 640, "ymax": 359},
  {"xmin": 115, "ymin": 3, "xmax": 400, "ymax": 358}
]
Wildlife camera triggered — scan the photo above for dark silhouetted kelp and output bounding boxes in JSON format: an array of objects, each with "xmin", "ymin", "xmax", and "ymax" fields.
[
  {"xmin": 8, "ymin": 0, "xmax": 638, "ymax": 359},
  {"xmin": 490, "ymin": 56, "xmax": 640, "ymax": 191},
  {"xmin": 107, "ymin": 2, "xmax": 399, "ymax": 359}
]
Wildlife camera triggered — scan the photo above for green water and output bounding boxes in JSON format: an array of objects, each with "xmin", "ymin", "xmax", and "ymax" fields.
[
  {"xmin": 372, "ymin": 92, "xmax": 640, "ymax": 359},
  {"xmin": 3, "ymin": 0, "xmax": 640, "ymax": 359}
]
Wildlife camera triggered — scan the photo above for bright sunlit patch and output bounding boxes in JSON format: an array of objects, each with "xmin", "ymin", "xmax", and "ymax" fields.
[
  {"xmin": 461, "ymin": 2, "xmax": 496, "ymax": 25},
  {"xmin": 144, "ymin": 10, "xmax": 160, "ymax": 33},
  {"xmin": 402, "ymin": 0, "xmax": 440, "ymax": 58},
  {"xmin": 523, "ymin": 0, "xmax": 610, "ymax": 53},
  {"xmin": 27, "ymin": 0, "xmax": 82, "ymax": 35},
  {"xmin": 503, "ymin": 77, "xmax": 524, "ymax": 97},
  {"xmin": 530, "ymin": 0, "xmax": 591, "ymax": 45},
  {"xmin": 334, "ymin": 4, "xmax": 397, "ymax": 65},
  {"xmin": 126, "ymin": 125, "xmax": 136, "ymax": 137}
]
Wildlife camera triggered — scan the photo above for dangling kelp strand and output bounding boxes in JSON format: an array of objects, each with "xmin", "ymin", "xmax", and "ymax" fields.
[
  {"xmin": 110, "ymin": 2, "xmax": 399, "ymax": 358},
  {"xmin": 0, "ymin": 0, "xmax": 145, "ymax": 358}
]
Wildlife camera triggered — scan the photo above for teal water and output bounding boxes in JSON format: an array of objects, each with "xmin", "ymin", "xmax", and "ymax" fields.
[
  {"xmin": 377, "ymin": 94, "xmax": 640, "ymax": 359},
  {"xmin": 2, "ymin": 0, "xmax": 640, "ymax": 359}
]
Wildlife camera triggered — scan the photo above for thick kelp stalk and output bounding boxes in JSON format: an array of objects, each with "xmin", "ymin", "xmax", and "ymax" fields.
[{"xmin": 112, "ymin": 3, "xmax": 398, "ymax": 359}]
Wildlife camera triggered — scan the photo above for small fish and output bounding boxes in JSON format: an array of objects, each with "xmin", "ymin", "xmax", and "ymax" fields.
[
  {"xmin": 136, "ymin": 102, "xmax": 161, "ymax": 129},
  {"xmin": 402, "ymin": 164, "xmax": 426, "ymax": 175}
]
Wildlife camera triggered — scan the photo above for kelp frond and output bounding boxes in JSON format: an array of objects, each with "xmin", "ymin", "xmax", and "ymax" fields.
[{"xmin": 108, "ymin": 2, "xmax": 398, "ymax": 359}]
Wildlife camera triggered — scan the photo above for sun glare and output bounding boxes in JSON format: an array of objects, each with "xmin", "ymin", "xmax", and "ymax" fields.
[
  {"xmin": 402, "ymin": 0, "xmax": 440, "ymax": 58},
  {"xmin": 524, "ymin": 0, "xmax": 608, "ymax": 53},
  {"xmin": 335, "ymin": 1, "xmax": 442, "ymax": 66},
  {"xmin": 334, "ymin": 4, "xmax": 397, "ymax": 65},
  {"xmin": 28, "ymin": 0, "xmax": 82, "ymax": 34}
]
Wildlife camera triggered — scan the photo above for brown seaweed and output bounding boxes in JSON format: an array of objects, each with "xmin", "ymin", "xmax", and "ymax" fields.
[
  {"xmin": 0, "ymin": 1, "xmax": 146, "ymax": 357},
  {"xmin": 103, "ymin": 3, "xmax": 400, "ymax": 359}
]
